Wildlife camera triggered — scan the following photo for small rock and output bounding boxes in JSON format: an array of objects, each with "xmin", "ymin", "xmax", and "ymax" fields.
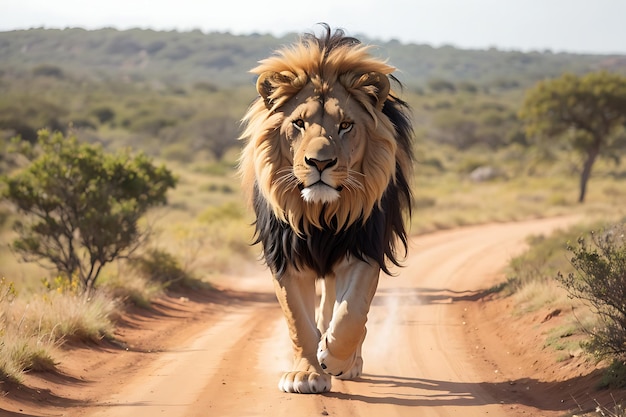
[{"xmin": 469, "ymin": 166, "xmax": 505, "ymax": 182}]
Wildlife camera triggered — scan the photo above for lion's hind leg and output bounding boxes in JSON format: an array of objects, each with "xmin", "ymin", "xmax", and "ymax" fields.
[
  {"xmin": 273, "ymin": 269, "xmax": 331, "ymax": 394},
  {"xmin": 317, "ymin": 258, "xmax": 379, "ymax": 379}
]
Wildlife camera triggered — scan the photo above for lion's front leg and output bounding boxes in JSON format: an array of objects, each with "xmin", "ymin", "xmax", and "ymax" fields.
[
  {"xmin": 316, "ymin": 275, "xmax": 335, "ymax": 336},
  {"xmin": 317, "ymin": 257, "xmax": 379, "ymax": 379},
  {"xmin": 273, "ymin": 268, "xmax": 331, "ymax": 394}
]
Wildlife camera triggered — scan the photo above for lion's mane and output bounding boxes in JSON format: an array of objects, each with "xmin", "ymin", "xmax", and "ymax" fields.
[{"xmin": 239, "ymin": 24, "xmax": 414, "ymax": 277}]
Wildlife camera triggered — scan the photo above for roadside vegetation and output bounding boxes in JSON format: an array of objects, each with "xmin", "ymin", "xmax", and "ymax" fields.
[{"xmin": 1, "ymin": 28, "xmax": 626, "ymax": 407}]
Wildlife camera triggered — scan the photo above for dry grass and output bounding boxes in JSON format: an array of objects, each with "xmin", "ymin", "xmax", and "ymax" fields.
[
  {"xmin": 100, "ymin": 272, "xmax": 164, "ymax": 309},
  {"xmin": 411, "ymin": 145, "xmax": 626, "ymax": 236},
  {"xmin": 512, "ymin": 279, "xmax": 564, "ymax": 314},
  {"xmin": 0, "ymin": 277, "xmax": 117, "ymax": 382}
]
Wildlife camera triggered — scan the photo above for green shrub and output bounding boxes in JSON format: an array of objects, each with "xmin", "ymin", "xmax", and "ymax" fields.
[
  {"xmin": 428, "ymin": 78, "xmax": 456, "ymax": 93},
  {"xmin": 598, "ymin": 360, "xmax": 626, "ymax": 389},
  {"xmin": 91, "ymin": 106, "xmax": 116, "ymax": 124},
  {"xmin": 130, "ymin": 248, "xmax": 191, "ymax": 287},
  {"xmin": 32, "ymin": 64, "xmax": 64, "ymax": 79},
  {"xmin": 557, "ymin": 224, "xmax": 626, "ymax": 363},
  {"xmin": 1, "ymin": 130, "xmax": 177, "ymax": 293}
]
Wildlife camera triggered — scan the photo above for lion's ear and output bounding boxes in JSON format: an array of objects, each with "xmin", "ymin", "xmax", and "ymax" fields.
[
  {"xmin": 256, "ymin": 71, "xmax": 293, "ymax": 109},
  {"xmin": 360, "ymin": 72, "xmax": 390, "ymax": 110}
]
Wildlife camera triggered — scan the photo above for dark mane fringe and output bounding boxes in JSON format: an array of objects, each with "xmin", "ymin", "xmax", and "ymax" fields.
[{"xmin": 251, "ymin": 24, "xmax": 414, "ymax": 278}]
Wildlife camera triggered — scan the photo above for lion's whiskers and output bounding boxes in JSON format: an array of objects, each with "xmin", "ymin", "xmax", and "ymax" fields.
[
  {"xmin": 274, "ymin": 167, "xmax": 300, "ymax": 191},
  {"xmin": 342, "ymin": 170, "xmax": 365, "ymax": 193}
]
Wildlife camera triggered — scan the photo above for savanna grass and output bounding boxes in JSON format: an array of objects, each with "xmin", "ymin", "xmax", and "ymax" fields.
[{"xmin": 0, "ymin": 277, "xmax": 117, "ymax": 382}]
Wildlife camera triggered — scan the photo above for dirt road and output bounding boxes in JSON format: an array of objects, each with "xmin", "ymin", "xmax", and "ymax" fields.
[
  {"xmin": 66, "ymin": 216, "xmax": 579, "ymax": 417},
  {"xmin": 5, "ymin": 216, "xmax": 598, "ymax": 417}
]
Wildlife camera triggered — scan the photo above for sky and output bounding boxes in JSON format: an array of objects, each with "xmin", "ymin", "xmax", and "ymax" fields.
[{"xmin": 2, "ymin": 0, "xmax": 626, "ymax": 55}]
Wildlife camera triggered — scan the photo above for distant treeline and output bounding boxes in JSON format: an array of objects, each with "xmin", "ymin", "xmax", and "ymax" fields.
[{"xmin": 2, "ymin": 27, "xmax": 626, "ymax": 88}]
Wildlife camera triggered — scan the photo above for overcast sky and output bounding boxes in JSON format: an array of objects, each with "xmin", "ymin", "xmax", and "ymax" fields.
[{"xmin": 2, "ymin": 0, "xmax": 626, "ymax": 55}]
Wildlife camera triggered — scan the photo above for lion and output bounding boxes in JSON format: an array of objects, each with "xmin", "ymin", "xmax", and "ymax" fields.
[{"xmin": 238, "ymin": 24, "xmax": 414, "ymax": 394}]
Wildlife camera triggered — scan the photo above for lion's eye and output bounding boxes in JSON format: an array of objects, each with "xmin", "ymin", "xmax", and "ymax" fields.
[
  {"xmin": 292, "ymin": 119, "xmax": 305, "ymax": 130},
  {"xmin": 339, "ymin": 121, "xmax": 354, "ymax": 135}
]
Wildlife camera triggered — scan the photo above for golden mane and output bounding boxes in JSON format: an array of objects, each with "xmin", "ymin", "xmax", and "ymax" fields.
[{"xmin": 239, "ymin": 27, "xmax": 413, "ymax": 236}]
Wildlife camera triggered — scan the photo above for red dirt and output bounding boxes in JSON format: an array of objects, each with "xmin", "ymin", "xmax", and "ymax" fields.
[{"xmin": 2, "ymin": 216, "xmax": 624, "ymax": 417}]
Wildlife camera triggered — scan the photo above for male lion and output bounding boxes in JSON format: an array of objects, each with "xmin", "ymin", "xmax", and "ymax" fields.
[{"xmin": 239, "ymin": 24, "xmax": 414, "ymax": 394}]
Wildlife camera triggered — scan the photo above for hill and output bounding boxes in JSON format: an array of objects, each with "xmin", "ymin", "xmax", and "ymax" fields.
[{"xmin": 2, "ymin": 27, "xmax": 626, "ymax": 88}]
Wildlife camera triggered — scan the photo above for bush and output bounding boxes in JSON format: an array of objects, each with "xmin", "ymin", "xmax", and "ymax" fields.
[
  {"xmin": 32, "ymin": 64, "xmax": 64, "ymax": 79},
  {"xmin": 427, "ymin": 78, "xmax": 456, "ymax": 93},
  {"xmin": 1, "ymin": 130, "xmax": 177, "ymax": 293},
  {"xmin": 557, "ymin": 224, "xmax": 626, "ymax": 362},
  {"xmin": 598, "ymin": 359, "xmax": 626, "ymax": 389},
  {"xmin": 91, "ymin": 106, "xmax": 116, "ymax": 124},
  {"xmin": 130, "ymin": 248, "xmax": 191, "ymax": 287}
]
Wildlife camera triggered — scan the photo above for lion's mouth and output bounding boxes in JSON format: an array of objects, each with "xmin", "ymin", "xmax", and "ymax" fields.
[{"xmin": 299, "ymin": 181, "xmax": 342, "ymax": 204}]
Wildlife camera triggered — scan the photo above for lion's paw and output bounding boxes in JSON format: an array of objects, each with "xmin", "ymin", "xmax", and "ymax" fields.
[
  {"xmin": 334, "ymin": 356, "xmax": 363, "ymax": 380},
  {"xmin": 317, "ymin": 336, "xmax": 358, "ymax": 378},
  {"xmin": 278, "ymin": 371, "xmax": 331, "ymax": 394}
]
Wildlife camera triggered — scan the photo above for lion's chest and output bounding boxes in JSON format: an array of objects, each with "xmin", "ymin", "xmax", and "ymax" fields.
[{"xmin": 253, "ymin": 198, "xmax": 387, "ymax": 279}]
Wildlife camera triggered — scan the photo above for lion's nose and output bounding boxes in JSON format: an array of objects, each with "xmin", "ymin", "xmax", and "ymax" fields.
[{"xmin": 305, "ymin": 157, "xmax": 337, "ymax": 173}]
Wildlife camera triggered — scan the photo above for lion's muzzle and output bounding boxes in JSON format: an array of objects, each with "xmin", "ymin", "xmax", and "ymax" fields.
[{"xmin": 296, "ymin": 135, "xmax": 345, "ymax": 204}]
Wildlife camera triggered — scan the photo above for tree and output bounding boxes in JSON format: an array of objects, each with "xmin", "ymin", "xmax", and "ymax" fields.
[
  {"xmin": 519, "ymin": 71, "xmax": 626, "ymax": 202},
  {"xmin": 2, "ymin": 130, "xmax": 177, "ymax": 293}
]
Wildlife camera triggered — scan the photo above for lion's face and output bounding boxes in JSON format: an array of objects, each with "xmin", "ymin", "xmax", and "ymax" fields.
[
  {"xmin": 286, "ymin": 85, "xmax": 352, "ymax": 204},
  {"xmin": 239, "ymin": 36, "xmax": 410, "ymax": 235},
  {"xmin": 279, "ymin": 82, "xmax": 374, "ymax": 205}
]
